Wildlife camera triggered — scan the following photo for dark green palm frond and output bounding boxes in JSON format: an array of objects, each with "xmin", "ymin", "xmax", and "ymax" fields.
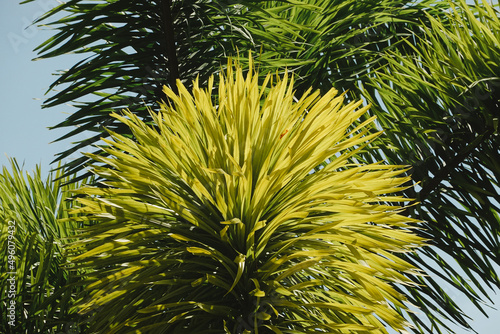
[
  {"xmin": 245, "ymin": 0, "xmax": 453, "ymax": 97},
  {"xmin": 367, "ymin": 0, "xmax": 500, "ymax": 332},
  {"xmin": 25, "ymin": 0, "xmax": 453, "ymax": 179},
  {"xmin": 0, "ymin": 159, "xmax": 92, "ymax": 333},
  {"xmin": 23, "ymin": 0, "xmax": 307, "ymax": 178}
]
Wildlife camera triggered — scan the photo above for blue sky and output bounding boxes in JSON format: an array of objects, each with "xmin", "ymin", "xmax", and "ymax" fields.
[
  {"xmin": 1, "ymin": 0, "xmax": 499, "ymax": 333},
  {"xmin": 0, "ymin": 0, "xmax": 89, "ymax": 174}
]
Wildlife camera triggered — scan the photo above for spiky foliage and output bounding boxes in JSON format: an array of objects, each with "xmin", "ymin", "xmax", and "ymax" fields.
[
  {"xmin": 67, "ymin": 60, "xmax": 423, "ymax": 333},
  {"xmin": 366, "ymin": 1, "xmax": 500, "ymax": 331},
  {"xmin": 0, "ymin": 159, "xmax": 91, "ymax": 333}
]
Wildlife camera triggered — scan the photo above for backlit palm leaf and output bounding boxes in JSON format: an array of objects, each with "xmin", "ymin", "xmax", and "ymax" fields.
[{"xmin": 67, "ymin": 60, "xmax": 423, "ymax": 333}]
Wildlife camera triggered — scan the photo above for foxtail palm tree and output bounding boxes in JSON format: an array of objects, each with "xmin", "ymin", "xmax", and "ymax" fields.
[{"xmin": 21, "ymin": 0, "xmax": 500, "ymax": 331}]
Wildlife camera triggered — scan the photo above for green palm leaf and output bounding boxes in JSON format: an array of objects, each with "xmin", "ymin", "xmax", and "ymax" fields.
[
  {"xmin": 0, "ymin": 159, "xmax": 92, "ymax": 333},
  {"xmin": 367, "ymin": 0, "xmax": 500, "ymax": 331}
]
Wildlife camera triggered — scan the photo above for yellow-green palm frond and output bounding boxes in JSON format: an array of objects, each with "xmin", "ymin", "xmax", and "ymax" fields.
[{"xmin": 69, "ymin": 57, "xmax": 424, "ymax": 334}]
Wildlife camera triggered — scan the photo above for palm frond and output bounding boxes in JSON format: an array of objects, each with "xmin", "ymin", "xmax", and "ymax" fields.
[
  {"xmin": 367, "ymin": 0, "xmax": 500, "ymax": 331},
  {"xmin": 0, "ymin": 159, "xmax": 92, "ymax": 333},
  {"xmin": 25, "ymin": 0, "xmax": 451, "ymax": 178}
]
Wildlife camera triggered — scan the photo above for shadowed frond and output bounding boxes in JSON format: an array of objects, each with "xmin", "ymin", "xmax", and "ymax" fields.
[
  {"xmin": 24, "ymin": 0, "xmax": 451, "ymax": 178},
  {"xmin": 0, "ymin": 159, "xmax": 92, "ymax": 333},
  {"xmin": 367, "ymin": 0, "xmax": 500, "ymax": 332}
]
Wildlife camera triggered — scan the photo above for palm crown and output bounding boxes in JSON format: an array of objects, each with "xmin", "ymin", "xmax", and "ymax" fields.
[{"xmin": 67, "ymin": 60, "xmax": 424, "ymax": 333}]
